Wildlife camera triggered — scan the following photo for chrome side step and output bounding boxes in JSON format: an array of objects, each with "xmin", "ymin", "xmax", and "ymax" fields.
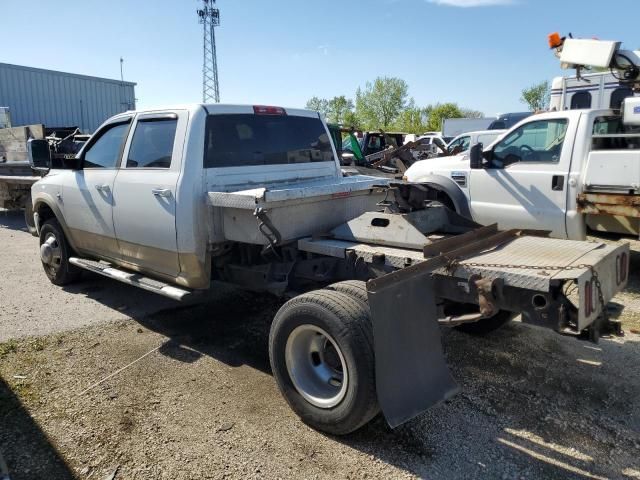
[{"xmin": 69, "ymin": 257, "xmax": 192, "ymax": 301}]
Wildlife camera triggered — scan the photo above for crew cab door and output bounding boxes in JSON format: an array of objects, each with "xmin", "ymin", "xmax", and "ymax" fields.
[
  {"xmin": 62, "ymin": 118, "xmax": 131, "ymax": 257},
  {"xmin": 468, "ymin": 116, "xmax": 574, "ymax": 238},
  {"xmin": 111, "ymin": 112, "xmax": 186, "ymax": 278}
]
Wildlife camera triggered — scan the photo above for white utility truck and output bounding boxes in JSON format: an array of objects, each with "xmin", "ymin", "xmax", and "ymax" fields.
[
  {"xmin": 29, "ymin": 103, "xmax": 629, "ymax": 435},
  {"xmin": 406, "ymin": 34, "xmax": 640, "ymax": 240}
]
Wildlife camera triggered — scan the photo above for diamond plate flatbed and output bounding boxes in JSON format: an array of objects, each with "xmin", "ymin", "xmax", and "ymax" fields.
[{"xmin": 298, "ymin": 235, "xmax": 620, "ymax": 291}]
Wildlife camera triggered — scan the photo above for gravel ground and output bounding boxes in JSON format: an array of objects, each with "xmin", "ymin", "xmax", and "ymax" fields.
[
  {"xmin": 1, "ymin": 210, "xmax": 640, "ymax": 479},
  {"xmin": 0, "ymin": 211, "xmax": 177, "ymax": 342}
]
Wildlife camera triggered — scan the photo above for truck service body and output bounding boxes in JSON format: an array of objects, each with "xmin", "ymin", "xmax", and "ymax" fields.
[{"xmin": 29, "ymin": 103, "xmax": 629, "ymax": 434}]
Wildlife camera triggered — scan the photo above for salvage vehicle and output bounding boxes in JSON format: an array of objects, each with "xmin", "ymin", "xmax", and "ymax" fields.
[
  {"xmin": 1, "ymin": 125, "xmax": 87, "ymax": 233},
  {"xmin": 357, "ymin": 131, "xmax": 406, "ymax": 159},
  {"xmin": 443, "ymin": 129, "xmax": 506, "ymax": 156},
  {"xmin": 29, "ymin": 103, "xmax": 629, "ymax": 435},
  {"xmin": 405, "ymin": 34, "xmax": 640, "ymax": 240}
]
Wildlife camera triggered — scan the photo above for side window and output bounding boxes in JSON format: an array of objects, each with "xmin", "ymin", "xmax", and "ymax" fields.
[
  {"xmin": 492, "ymin": 119, "xmax": 568, "ymax": 166},
  {"xmin": 610, "ymin": 88, "xmax": 634, "ymax": 109},
  {"xmin": 127, "ymin": 118, "xmax": 178, "ymax": 168},
  {"xmin": 592, "ymin": 115, "xmax": 640, "ymax": 151},
  {"xmin": 83, "ymin": 122, "xmax": 130, "ymax": 168},
  {"xmin": 570, "ymin": 91, "xmax": 592, "ymax": 109}
]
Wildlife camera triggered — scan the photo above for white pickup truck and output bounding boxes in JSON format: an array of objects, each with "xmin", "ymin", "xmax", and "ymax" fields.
[
  {"xmin": 28, "ymin": 103, "xmax": 629, "ymax": 435},
  {"xmin": 404, "ymin": 105, "xmax": 640, "ymax": 240}
]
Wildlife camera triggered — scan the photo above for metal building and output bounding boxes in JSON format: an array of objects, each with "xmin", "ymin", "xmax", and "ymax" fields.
[{"xmin": 0, "ymin": 62, "xmax": 136, "ymax": 133}]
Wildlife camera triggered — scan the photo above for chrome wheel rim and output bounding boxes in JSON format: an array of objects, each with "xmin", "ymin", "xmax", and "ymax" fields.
[
  {"xmin": 285, "ymin": 325, "xmax": 348, "ymax": 409},
  {"xmin": 40, "ymin": 232, "xmax": 62, "ymax": 274}
]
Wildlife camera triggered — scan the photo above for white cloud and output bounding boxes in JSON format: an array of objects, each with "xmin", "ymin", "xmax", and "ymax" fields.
[{"xmin": 426, "ymin": 0, "xmax": 514, "ymax": 7}]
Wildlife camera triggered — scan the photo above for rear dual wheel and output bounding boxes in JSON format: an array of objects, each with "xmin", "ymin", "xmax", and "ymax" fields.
[{"xmin": 269, "ymin": 284, "xmax": 379, "ymax": 435}]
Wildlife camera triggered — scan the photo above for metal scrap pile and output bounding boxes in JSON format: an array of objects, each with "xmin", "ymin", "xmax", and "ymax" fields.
[{"xmin": 366, "ymin": 139, "xmax": 442, "ymax": 175}]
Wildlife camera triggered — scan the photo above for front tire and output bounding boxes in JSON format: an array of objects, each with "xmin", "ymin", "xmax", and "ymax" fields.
[
  {"xmin": 39, "ymin": 218, "xmax": 81, "ymax": 286},
  {"xmin": 269, "ymin": 289, "xmax": 379, "ymax": 435}
]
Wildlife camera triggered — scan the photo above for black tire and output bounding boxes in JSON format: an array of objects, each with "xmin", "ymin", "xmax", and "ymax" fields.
[
  {"xmin": 39, "ymin": 218, "xmax": 81, "ymax": 286},
  {"xmin": 455, "ymin": 310, "xmax": 516, "ymax": 335},
  {"xmin": 269, "ymin": 289, "xmax": 379, "ymax": 435},
  {"xmin": 24, "ymin": 195, "xmax": 37, "ymax": 236},
  {"xmin": 325, "ymin": 280, "xmax": 369, "ymax": 306}
]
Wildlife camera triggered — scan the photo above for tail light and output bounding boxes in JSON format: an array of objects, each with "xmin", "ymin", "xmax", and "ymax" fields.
[{"xmin": 253, "ymin": 105, "xmax": 286, "ymax": 115}]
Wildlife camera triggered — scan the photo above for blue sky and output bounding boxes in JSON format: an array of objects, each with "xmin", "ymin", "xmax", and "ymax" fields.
[{"xmin": 3, "ymin": 0, "xmax": 638, "ymax": 116}]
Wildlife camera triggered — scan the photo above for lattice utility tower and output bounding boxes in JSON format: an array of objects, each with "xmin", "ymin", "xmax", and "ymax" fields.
[{"xmin": 197, "ymin": 0, "xmax": 220, "ymax": 103}]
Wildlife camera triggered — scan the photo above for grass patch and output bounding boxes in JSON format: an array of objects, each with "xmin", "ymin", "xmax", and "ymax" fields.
[
  {"xmin": 29, "ymin": 337, "xmax": 46, "ymax": 352},
  {"xmin": 12, "ymin": 380, "xmax": 39, "ymax": 403},
  {"xmin": 0, "ymin": 339, "xmax": 18, "ymax": 358}
]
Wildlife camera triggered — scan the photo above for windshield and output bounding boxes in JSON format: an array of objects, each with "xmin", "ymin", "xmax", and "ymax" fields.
[{"xmin": 204, "ymin": 114, "xmax": 334, "ymax": 168}]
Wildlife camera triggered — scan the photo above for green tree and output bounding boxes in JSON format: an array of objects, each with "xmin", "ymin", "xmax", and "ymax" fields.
[
  {"xmin": 392, "ymin": 106, "xmax": 428, "ymax": 134},
  {"xmin": 520, "ymin": 81, "xmax": 550, "ymax": 111},
  {"xmin": 327, "ymin": 96, "xmax": 354, "ymax": 124},
  {"xmin": 305, "ymin": 96, "xmax": 329, "ymax": 117},
  {"xmin": 424, "ymin": 103, "xmax": 464, "ymax": 132},
  {"xmin": 355, "ymin": 77, "xmax": 409, "ymax": 129},
  {"xmin": 342, "ymin": 110, "xmax": 362, "ymax": 130}
]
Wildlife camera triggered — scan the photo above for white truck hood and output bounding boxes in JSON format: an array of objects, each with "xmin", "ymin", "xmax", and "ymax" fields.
[{"xmin": 404, "ymin": 154, "xmax": 470, "ymax": 182}]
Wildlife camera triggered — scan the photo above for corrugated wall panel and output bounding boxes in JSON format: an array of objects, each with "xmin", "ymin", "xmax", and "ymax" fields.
[{"xmin": 0, "ymin": 63, "xmax": 136, "ymax": 132}]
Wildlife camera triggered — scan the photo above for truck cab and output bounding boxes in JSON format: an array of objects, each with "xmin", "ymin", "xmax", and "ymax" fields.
[{"xmin": 31, "ymin": 104, "xmax": 384, "ymax": 289}]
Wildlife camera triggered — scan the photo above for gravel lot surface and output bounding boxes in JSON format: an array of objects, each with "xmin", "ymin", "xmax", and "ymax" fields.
[
  {"xmin": 0, "ymin": 212, "xmax": 176, "ymax": 342},
  {"xmin": 1, "ymin": 210, "xmax": 639, "ymax": 479}
]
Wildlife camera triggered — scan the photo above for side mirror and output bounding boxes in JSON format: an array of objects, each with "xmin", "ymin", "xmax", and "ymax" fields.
[
  {"xmin": 469, "ymin": 143, "xmax": 484, "ymax": 169},
  {"xmin": 27, "ymin": 139, "xmax": 51, "ymax": 172}
]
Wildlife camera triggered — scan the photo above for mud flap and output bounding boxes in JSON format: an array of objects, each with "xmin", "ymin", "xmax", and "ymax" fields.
[{"xmin": 367, "ymin": 272, "xmax": 459, "ymax": 428}]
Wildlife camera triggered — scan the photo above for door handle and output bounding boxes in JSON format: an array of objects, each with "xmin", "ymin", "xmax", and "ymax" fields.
[
  {"xmin": 95, "ymin": 184, "xmax": 110, "ymax": 192},
  {"xmin": 552, "ymin": 175, "xmax": 564, "ymax": 191},
  {"xmin": 152, "ymin": 188, "xmax": 172, "ymax": 198}
]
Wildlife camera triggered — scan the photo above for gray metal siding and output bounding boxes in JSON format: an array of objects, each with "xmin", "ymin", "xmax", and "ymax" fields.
[{"xmin": 0, "ymin": 63, "xmax": 136, "ymax": 133}]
